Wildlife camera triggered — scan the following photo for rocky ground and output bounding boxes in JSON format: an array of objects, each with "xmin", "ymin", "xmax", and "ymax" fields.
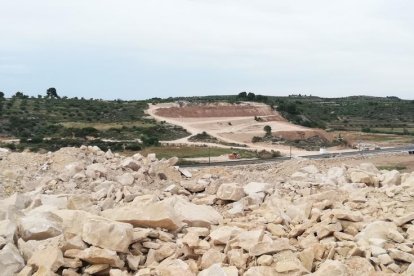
[{"xmin": 0, "ymin": 146, "xmax": 414, "ymax": 275}]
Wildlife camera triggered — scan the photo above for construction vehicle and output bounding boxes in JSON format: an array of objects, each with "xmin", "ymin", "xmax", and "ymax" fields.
[{"xmin": 228, "ymin": 152, "xmax": 240, "ymax": 160}]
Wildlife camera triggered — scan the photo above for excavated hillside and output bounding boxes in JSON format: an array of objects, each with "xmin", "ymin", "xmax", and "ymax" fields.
[
  {"xmin": 0, "ymin": 147, "xmax": 414, "ymax": 275},
  {"xmin": 154, "ymin": 102, "xmax": 285, "ymax": 119}
]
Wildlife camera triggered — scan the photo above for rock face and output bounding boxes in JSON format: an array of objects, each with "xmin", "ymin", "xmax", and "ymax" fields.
[{"xmin": 1, "ymin": 147, "xmax": 414, "ymax": 275}]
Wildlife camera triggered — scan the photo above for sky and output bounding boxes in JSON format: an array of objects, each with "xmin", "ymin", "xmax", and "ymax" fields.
[{"xmin": 1, "ymin": 0, "xmax": 414, "ymax": 100}]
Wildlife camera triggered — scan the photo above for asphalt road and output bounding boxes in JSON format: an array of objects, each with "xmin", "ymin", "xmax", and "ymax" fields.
[{"xmin": 180, "ymin": 144, "xmax": 414, "ymax": 168}]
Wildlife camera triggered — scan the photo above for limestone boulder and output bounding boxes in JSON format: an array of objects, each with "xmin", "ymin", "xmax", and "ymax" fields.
[
  {"xmin": 349, "ymin": 171, "xmax": 375, "ymax": 185},
  {"xmin": 181, "ymin": 180, "xmax": 208, "ymax": 193},
  {"xmin": 394, "ymin": 213, "xmax": 414, "ymax": 226},
  {"xmin": 67, "ymin": 194, "xmax": 93, "ymax": 211},
  {"xmin": 78, "ymin": 246, "xmax": 124, "ymax": 268},
  {"xmin": 52, "ymin": 209, "xmax": 98, "ymax": 235},
  {"xmin": 216, "ymin": 183, "xmax": 245, "ymax": 201},
  {"xmin": 82, "ymin": 218, "xmax": 133, "ymax": 253},
  {"xmin": 243, "ymin": 182, "xmax": 271, "ymax": 196},
  {"xmin": 312, "ymin": 260, "xmax": 348, "ymax": 275},
  {"xmin": 209, "ymin": 226, "xmax": 243, "ymax": 245},
  {"xmin": 243, "ymin": 266, "xmax": 276, "ymax": 276},
  {"xmin": 199, "ymin": 264, "xmax": 238, "ymax": 276},
  {"xmin": 28, "ymin": 246, "xmax": 64, "ymax": 272},
  {"xmin": 0, "ymin": 243, "xmax": 25, "ymax": 275},
  {"xmin": 0, "ymin": 219, "xmax": 17, "ymax": 243},
  {"xmin": 155, "ymin": 259, "xmax": 194, "ymax": 276},
  {"xmin": 103, "ymin": 196, "xmax": 221, "ymax": 231},
  {"xmin": 85, "ymin": 163, "xmax": 107, "ymax": 178},
  {"xmin": 381, "ymin": 170, "xmax": 401, "ymax": 186},
  {"xmin": 249, "ymin": 238, "xmax": 294, "ymax": 256},
  {"xmin": 120, "ymin": 158, "xmax": 140, "ymax": 171},
  {"xmin": 19, "ymin": 212, "xmax": 63, "ymax": 241},
  {"xmin": 356, "ymin": 221, "xmax": 397, "ymax": 246},
  {"xmin": 200, "ymin": 249, "xmax": 226, "ymax": 269},
  {"xmin": 116, "ymin": 173, "xmax": 135, "ymax": 186}
]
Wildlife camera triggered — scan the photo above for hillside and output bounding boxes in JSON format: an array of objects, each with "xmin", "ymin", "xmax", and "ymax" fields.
[
  {"xmin": 151, "ymin": 94, "xmax": 414, "ymax": 135},
  {"xmin": 1, "ymin": 93, "xmax": 413, "ymax": 154},
  {"xmin": 0, "ymin": 95, "xmax": 189, "ymax": 152}
]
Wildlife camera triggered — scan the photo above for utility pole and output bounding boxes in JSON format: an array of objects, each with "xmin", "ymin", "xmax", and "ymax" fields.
[
  {"xmin": 208, "ymin": 147, "xmax": 211, "ymax": 165},
  {"xmin": 290, "ymin": 145, "xmax": 292, "ymax": 159}
]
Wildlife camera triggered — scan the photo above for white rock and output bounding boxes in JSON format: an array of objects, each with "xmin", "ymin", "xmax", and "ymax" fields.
[
  {"xmin": 178, "ymin": 168, "xmax": 192, "ymax": 178},
  {"xmin": 199, "ymin": 263, "xmax": 238, "ymax": 276},
  {"xmin": 120, "ymin": 158, "xmax": 140, "ymax": 171},
  {"xmin": 216, "ymin": 183, "xmax": 245, "ymax": 201},
  {"xmin": 0, "ymin": 243, "xmax": 25, "ymax": 275},
  {"xmin": 19, "ymin": 212, "xmax": 63, "ymax": 241},
  {"xmin": 116, "ymin": 173, "xmax": 135, "ymax": 185},
  {"xmin": 243, "ymin": 182, "xmax": 271, "ymax": 196},
  {"xmin": 102, "ymin": 196, "xmax": 222, "ymax": 231},
  {"xmin": 381, "ymin": 170, "xmax": 401, "ymax": 186},
  {"xmin": 82, "ymin": 218, "xmax": 133, "ymax": 253},
  {"xmin": 28, "ymin": 246, "xmax": 64, "ymax": 272}
]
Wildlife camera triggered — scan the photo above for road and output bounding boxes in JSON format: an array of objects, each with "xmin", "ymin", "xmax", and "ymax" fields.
[{"xmin": 180, "ymin": 144, "xmax": 414, "ymax": 168}]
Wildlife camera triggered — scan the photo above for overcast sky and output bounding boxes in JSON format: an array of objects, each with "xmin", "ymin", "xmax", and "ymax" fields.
[{"xmin": 1, "ymin": 0, "xmax": 414, "ymax": 100}]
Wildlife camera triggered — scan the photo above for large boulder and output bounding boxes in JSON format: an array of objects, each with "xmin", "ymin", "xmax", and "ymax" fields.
[
  {"xmin": 28, "ymin": 246, "xmax": 64, "ymax": 272},
  {"xmin": 0, "ymin": 219, "xmax": 17, "ymax": 243},
  {"xmin": 199, "ymin": 263, "xmax": 238, "ymax": 276},
  {"xmin": 209, "ymin": 226, "xmax": 243, "ymax": 245},
  {"xmin": 67, "ymin": 195, "xmax": 93, "ymax": 211},
  {"xmin": 52, "ymin": 209, "xmax": 98, "ymax": 235},
  {"xmin": 243, "ymin": 182, "xmax": 271, "ymax": 196},
  {"xmin": 155, "ymin": 259, "xmax": 194, "ymax": 276},
  {"xmin": 85, "ymin": 163, "xmax": 107, "ymax": 178},
  {"xmin": 349, "ymin": 171, "xmax": 376, "ymax": 186},
  {"xmin": 82, "ymin": 218, "xmax": 133, "ymax": 253},
  {"xmin": 120, "ymin": 158, "xmax": 140, "ymax": 171},
  {"xmin": 381, "ymin": 170, "xmax": 401, "ymax": 186},
  {"xmin": 116, "ymin": 173, "xmax": 135, "ymax": 186},
  {"xmin": 18, "ymin": 212, "xmax": 63, "ymax": 241},
  {"xmin": 102, "ymin": 196, "xmax": 222, "ymax": 231},
  {"xmin": 0, "ymin": 243, "xmax": 25, "ymax": 275},
  {"xmin": 312, "ymin": 260, "xmax": 349, "ymax": 276},
  {"xmin": 356, "ymin": 221, "xmax": 397, "ymax": 246},
  {"xmin": 216, "ymin": 183, "xmax": 245, "ymax": 201},
  {"xmin": 78, "ymin": 246, "xmax": 124, "ymax": 268}
]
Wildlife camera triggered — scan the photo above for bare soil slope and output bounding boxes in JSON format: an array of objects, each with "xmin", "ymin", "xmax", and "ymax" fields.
[
  {"xmin": 148, "ymin": 102, "xmax": 335, "ymax": 156},
  {"xmin": 155, "ymin": 102, "xmax": 285, "ymax": 119}
]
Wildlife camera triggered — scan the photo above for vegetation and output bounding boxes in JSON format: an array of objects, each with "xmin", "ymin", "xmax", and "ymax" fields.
[
  {"xmin": 138, "ymin": 145, "xmax": 257, "ymax": 160},
  {"xmin": 377, "ymin": 165, "xmax": 407, "ymax": 171},
  {"xmin": 189, "ymin": 132, "xmax": 247, "ymax": 147},
  {"xmin": 150, "ymin": 94, "xmax": 414, "ymax": 135},
  {"xmin": 0, "ymin": 90, "xmax": 189, "ymax": 152},
  {"xmin": 264, "ymin": 125, "xmax": 272, "ymax": 136},
  {"xmin": 1, "ymin": 89, "xmax": 413, "ymax": 153}
]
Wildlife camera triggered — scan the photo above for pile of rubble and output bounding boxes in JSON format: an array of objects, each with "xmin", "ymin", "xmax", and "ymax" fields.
[{"xmin": 1, "ymin": 146, "xmax": 414, "ymax": 275}]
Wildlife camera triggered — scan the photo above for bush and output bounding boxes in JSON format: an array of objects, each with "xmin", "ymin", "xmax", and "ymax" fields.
[
  {"xmin": 257, "ymin": 150, "xmax": 281, "ymax": 159},
  {"xmin": 252, "ymin": 136, "xmax": 263, "ymax": 143}
]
